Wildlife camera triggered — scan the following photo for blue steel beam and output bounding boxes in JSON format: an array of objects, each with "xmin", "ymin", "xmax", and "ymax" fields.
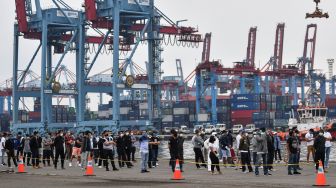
[
  {"xmin": 12, "ymin": 25, "xmax": 19, "ymax": 124},
  {"xmin": 112, "ymin": 0, "xmax": 121, "ymax": 129},
  {"xmin": 0, "ymin": 97, "xmax": 4, "ymax": 114},
  {"xmin": 40, "ymin": 21, "xmax": 48, "ymax": 126}
]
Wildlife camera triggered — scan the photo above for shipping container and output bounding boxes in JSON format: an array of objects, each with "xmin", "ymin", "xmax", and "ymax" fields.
[
  {"xmin": 231, "ymin": 118, "xmax": 252, "ymax": 126},
  {"xmin": 231, "ymin": 94, "xmax": 260, "ymax": 102},
  {"xmin": 197, "ymin": 114, "xmax": 209, "ymax": 122},
  {"xmin": 231, "ymin": 102, "xmax": 260, "ymax": 110},
  {"xmin": 231, "ymin": 110, "xmax": 258, "ymax": 119},
  {"xmin": 173, "ymin": 108, "xmax": 189, "ymax": 115},
  {"xmin": 162, "ymin": 115, "xmax": 173, "ymax": 122}
]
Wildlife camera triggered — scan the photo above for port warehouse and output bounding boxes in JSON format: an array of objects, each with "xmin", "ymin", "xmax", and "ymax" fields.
[{"xmin": 0, "ymin": 0, "xmax": 336, "ymax": 133}]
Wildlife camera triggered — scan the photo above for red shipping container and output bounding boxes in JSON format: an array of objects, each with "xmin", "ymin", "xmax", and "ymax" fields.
[
  {"xmin": 231, "ymin": 110, "xmax": 258, "ymax": 119},
  {"xmin": 231, "ymin": 118, "xmax": 253, "ymax": 125},
  {"xmin": 28, "ymin": 112, "xmax": 41, "ymax": 118},
  {"xmin": 326, "ymin": 97, "xmax": 336, "ymax": 107}
]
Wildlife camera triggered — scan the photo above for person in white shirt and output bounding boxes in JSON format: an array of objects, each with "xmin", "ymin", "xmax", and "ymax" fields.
[
  {"xmin": 305, "ymin": 129, "xmax": 315, "ymax": 163},
  {"xmin": 0, "ymin": 132, "xmax": 6, "ymax": 165},
  {"xmin": 235, "ymin": 130, "xmax": 242, "ymax": 169},
  {"xmin": 204, "ymin": 132, "xmax": 219, "ymax": 172},
  {"xmin": 323, "ymin": 127, "xmax": 332, "ymax": 168}
]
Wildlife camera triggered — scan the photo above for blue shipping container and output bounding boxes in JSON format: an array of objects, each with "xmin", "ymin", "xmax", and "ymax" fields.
[
  {"xmin": 232, "ymin": 94, "xmax": 260, "ymax": 102},
  {"xmin": 231, "ymin": 102, "xmax": 260, "ymax": 110}
]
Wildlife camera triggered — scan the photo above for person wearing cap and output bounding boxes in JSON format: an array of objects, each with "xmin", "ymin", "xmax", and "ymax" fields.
[
  {"xmin": 16, "ymin": 132, "xmax": 24, "ymax": 162},
  {"xmin": 239, "ymin": 131, "xmax": 253, "ymax": 173},
  {"xmin": 124, "ymin": 131, "xmax": 133, "ymax": 167},
  {"xmin": 130, "ymin": 131, "xmax": 137, "ymax": 162},
  {"xmin": 305, "ymin": 129, "xmax": 315, "ymax": 164},
  {"xmin": 91, "ymin": 131, "xmax": 99, "ymax": 166},
  {"xmin": 4, "ymin": 132, "xmax": 18, "ymax": 170},
  {"xmin": 81, "ymin": 131, "xmax": 92, "ymax": 170},
  {"xmin": 54, "ymin": 130, "xmax": 65, "ymax": 170},
  {"xmin": 177, "ymin": 132, "xmax": 185, "ymax": 172},
  {"xmin": 314, "ymin": 129, "xmax": 326, "ymax": 173},
  {"xmin": 191, "ymin": 130, "xmax": 206, "ymax": 169},
  {"xmin": 30, "ymin": 131, "xmax": 40, "ymax": 169}
]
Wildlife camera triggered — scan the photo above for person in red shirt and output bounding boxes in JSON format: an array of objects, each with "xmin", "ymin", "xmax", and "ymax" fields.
[{"xmin": 64, "ymin": 131, "xmax": 74, "ymax": 161}]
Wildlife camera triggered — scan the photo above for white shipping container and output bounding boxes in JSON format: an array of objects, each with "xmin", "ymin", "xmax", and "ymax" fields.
[
  {"xmin": 270, "ymin": 112, "xmax": 275, "ymax": 119},
  {"xmin": 173, "ymin": 108, "xmax": 189, "ymax": 115},
  {"xmin": 139, "ymin": 103, "xmax": 148, "ymax": 109},
  {"xmin": 197, "ymin": 114, "xmax": 209, "ymax": 122},
  {"xmin": 189, "ymin": 115, "xmax": 195, "ymax": 122},
  {"xmin": 120, "ymin": 107, "xmax": 131, "ymax": 115},
  {"xmin": 90, "ymin": 74, "xmax": 112, "ymax": 83},
  {"xmin": 162, "ymin": 115, "xmax": 173, "ymax": 122},
  {"xmin": 98, "ymin": 111, "xmax": 110, "ymax": 118}
]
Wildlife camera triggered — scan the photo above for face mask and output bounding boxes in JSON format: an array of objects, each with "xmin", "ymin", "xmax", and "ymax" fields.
[
  {"xmin": 120, "ymin": 134, "xmax": 124, "ymax": 137},
  {"xmin": 126, "ymin": 133, "xmax": 129, "ymax": 135},
  {"xmin": 60, "ymin": 133, "xmax": 63, "ymax": 136},
  {"xmin": 131, "ymin": 133, "xmax": 133, "ymax": 135},
  {"xmin": 245, "ymin": 133, "xmax": 248, "ymax": 136},
  {"xmin": 319, "ymin": 133, "xmax": 323, "ymax": 136}
]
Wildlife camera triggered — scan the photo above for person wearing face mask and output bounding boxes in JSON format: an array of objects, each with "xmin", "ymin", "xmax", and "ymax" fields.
[
  {"xmin": 274, "ymin": 132, "xmax": 282, "ymax": 163},
  {"xmin": 42, "ymin": 133, "xmax": 53, "ymax": 167},
  {"xmin": 30, "ymin": 131, "xmax": 40, "ymax": 169},
  {"xmin": 130, "ymin": 131, "xmax": 137, "ymax": 162},
  {"xmin": 81, "ymin": 131, "xmax": 92, "ymax": 170},
  {"xmin": 139, "ymin": 131, "xmax": 151, "ymax": 173},
  {"xmin": 168, "ymin": 130, "xmax": 179, "ymax": 172},
  {"xmin": 103, "ymin": 130, "xmax": 119, "ymax": 171},
  {"xmin": 177, "ymin": 132, "xmax": 185, "ymax": 172},
  {"xmin": 254, "ymin": 128, "xmax": 270, "ymax": 176},
  {"xmin": 116, "ymin": 131, "xmax": 130, "ymax": 168},
  {"xmin": 266, "ymin": 129, "xmax": 275, "ymax": 171},
  {"xmin": 239, "ymin": 131, "xmax": 253, "ymax": 173},
  {"xmin": 150, "ymin": 131, "xmax": 160, "ymax": 168},
  {"xmin": 286, "ymin": 130, "xmax": 301, "ymax": 175},
  {"xmin": 305, "ymin": 129, "xmax": 315, "ymax": 164},
  {"xmin": 124, "ymin": 131, "xmax": 133, "ymax": 167},
  {"xmin": 4, "ymin": 132, "xmax": 18, "ymax": 170},
  {"xmin": 314, "ymin": 130, "xmax": 326, "ymax": 173},
  {"xmin": 191, "ymin": 130, "xmax": 206, "ymax": 169},
  {"xmin": 54, "ymin": 130, "xmax": 65, "ymax": 170}
]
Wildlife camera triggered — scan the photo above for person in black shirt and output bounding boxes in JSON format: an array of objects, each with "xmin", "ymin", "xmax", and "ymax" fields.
[
  {"xmin": 30, "ymin": 131, "xmax": 40, "ymax": 169},
  {"xmin": 177, "ymin": 132, "xmax": 185, "ymax": 172},
  {"xmin": 4, "ymin": 133, "xmax": 18, "ymax": 169},
  {"xmin": 286, "ymin": 131, "xmax": 301, "ymax": 175},
  {"xmin": 16, "ymin": 132, "xmax": 24, "ymax": 162},
  {"xmin": 314, "ymin": 130, "xmax": 326, "ymax": 172},
  {"xmin": 150, "ymin": 132, "xmax": 160, "ymax": 167},
  {"xmin": 267, "ymin": 129, "xmax": 275, "ymax": 171},
  {"xmin": 116, "ymin": 132, "xmax": 130, "ymax": 168},
  {"xmin": 124, "ymin": 131, "xmax": 133, "ymax": 167},
  {"xmin": 54, "ymin": 130, "xmax": 65, "ymax": 170},
  {"xmin": 168, "ymin": 130, "xmax": 179, "ymax": 172}
]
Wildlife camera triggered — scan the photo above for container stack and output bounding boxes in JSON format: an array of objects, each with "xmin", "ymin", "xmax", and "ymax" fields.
[
  {"xmin": 326, "ymin": 98, "xmax": 336, "ymax": 118},
  {"xmin": 273, "ymin": 96, "xmax": 292, "ymax": 127},
  {"xmin": 216, "ymin": 99, "xmax": 231, "ymax": 128},
  {"xmin": 0, "ymin": 113, "xmax": 10, "ymax": 132},
  {"xmin": 231, "ymin": 94, "xmax": 260, "ymax": 126}
]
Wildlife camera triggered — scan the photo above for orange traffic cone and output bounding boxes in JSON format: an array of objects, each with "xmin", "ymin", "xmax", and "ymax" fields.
[
  {"xmin": 84, "ymin": 156, "xmax": 96, "ymax": 176},
  {"xmin": 171, "ymin": 159, "xmax": 185, "ymax": 180},
  {"xmin": 313, "ymin": 160, "xmax": 329, "ymax": 187},
  {"xmin": 17, "ymin": 156, "xmax": 27, "ymax": 174}
]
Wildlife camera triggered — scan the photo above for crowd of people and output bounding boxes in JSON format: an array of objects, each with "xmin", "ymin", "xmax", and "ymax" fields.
[
  {"xmin": 0, "ymin": 126, "xmax": 333, "ymax": 176},
  {"xmin": 186, "ymin": 126, "xmax": 333, "ymax": 176},
  {"xmin": 0, "ymin": 130, "xmax": 161, "ymax": 173}
]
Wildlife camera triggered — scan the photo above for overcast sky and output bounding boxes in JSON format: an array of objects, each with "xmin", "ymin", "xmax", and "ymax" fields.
[{"xmin": 1, "ymin": 0, "xmax": 336, "ymax": 84}]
